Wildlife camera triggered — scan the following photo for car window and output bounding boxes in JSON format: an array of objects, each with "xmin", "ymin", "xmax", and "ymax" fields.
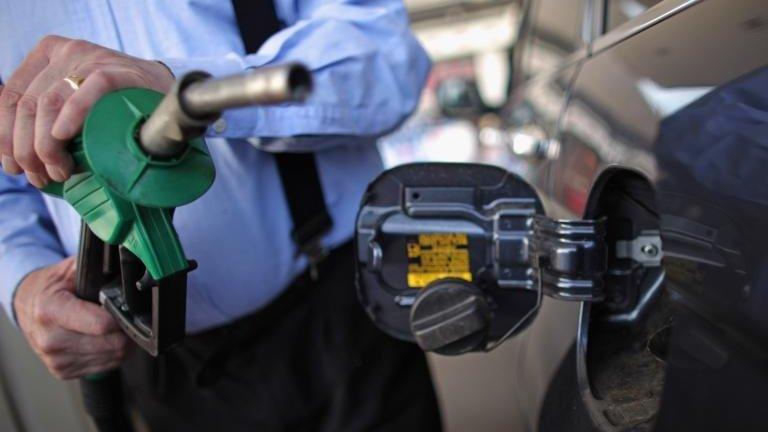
[
  {"xmin": 530, "ymin": 0, "xmax": 589, "ymax": 55},
  {"xmin": 516, "ymin": 0, "xmax": 588, "ymax": 84},
  {"xmin": 604, "ymin": 0, "xmax": 665, "ymax": 32}
]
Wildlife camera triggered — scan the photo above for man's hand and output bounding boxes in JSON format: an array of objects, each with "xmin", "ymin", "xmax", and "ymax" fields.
[
  {"xmin": 13, "ymin": 257, "xmax": 128, "ymax": 380},
  {"xmin": 0, "ymin": 35, "xmax": 175, "ymax": 187}
]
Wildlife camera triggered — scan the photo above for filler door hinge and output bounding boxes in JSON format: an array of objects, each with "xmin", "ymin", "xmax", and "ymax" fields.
[{"xmin": 529, "ymin": 216, "xmax": 607, "ymax": 302}]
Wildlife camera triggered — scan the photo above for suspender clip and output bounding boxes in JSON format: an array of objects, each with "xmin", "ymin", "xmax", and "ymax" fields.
[{"xmin": 303, "ymin": 240, "xmax": 328, "ymax": 282}]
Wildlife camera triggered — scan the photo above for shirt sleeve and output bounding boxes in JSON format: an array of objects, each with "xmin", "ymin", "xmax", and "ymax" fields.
[
  {"xmin": 0, "ymin": 173, "xmax": 65, "ymax": 324},
  {"xmin": 158, "ymin": 0, "xmax": 431, "ymax": 143}
]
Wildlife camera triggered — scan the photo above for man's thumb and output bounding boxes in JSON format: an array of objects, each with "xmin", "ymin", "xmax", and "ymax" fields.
[{"xmin": 58, "ymin": 256, "xmax": 78, "ymax": 289}]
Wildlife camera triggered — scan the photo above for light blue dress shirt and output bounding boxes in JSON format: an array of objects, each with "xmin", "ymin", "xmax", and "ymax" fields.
[{"xmin": 0, "ymin": 0, "xmax": 430, "ymax": 332}]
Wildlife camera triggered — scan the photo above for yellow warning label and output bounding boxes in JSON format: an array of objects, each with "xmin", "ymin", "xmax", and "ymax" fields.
[{"xmin": 406, "ymin": 233, "xmax": 472, "ymax": 288}]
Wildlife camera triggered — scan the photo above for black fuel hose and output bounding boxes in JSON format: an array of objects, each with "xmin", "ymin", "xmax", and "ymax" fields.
[{"xmin": 76, "ymin": 223, "xmax": 133, "ymax": 432}]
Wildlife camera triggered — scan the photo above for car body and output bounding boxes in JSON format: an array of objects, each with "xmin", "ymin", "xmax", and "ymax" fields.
[{"xmin": 497, "ymin": 0, "xmax": 768, "ymax": 430}]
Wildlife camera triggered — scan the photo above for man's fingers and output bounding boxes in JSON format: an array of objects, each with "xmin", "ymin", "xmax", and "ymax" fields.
[
  {"xmin": 52, "ymin": 69, "xmax": 143, "ymax": 140},
  {"xmin": 26, "ymin": 172, "xmax": 49, "ymax": 188},
  {"xmin": 44, "ymin": 350, "xmax": 125, "ymax": 381},
  {"xmin": 13, "ymin": 93, "xmax": 48, "ymax": 183},
  {"xmin": 69, "ymin": 357, "xmax": 125, "ymax": 380},
  {"xmin": 74, "ymin": 331, "xmax": 128, "ymax": 356},
  {"xmin": 11, "ymin": 61, "xmax": 76, "ymax": 181},
  {"xmin": 50, "ymin": 341, "xmax": 127, "ymax": 380},
  {"xmin": 0, "ymin": 36, "xmax": 64, "ymax": 167},
  {"xmin": 35, "ymin": 88, "xmax": 73, "ymax": 181},
  {"xmin": 0, "ymin": 85, "xmax": 21, "ymax": 161},
  {"xmin": 62, "ymin": 256, "xmax": 77, "ymax": 282},
  {"xmin": 48, "ymin": 289, "xmax": 120, "ymax": 335},
  {"xmin": 51, "ymin": 255, "xmax": 77, "ymax": 287},
  {"xmin": 1, "ymin": 155, "xmax": 22, "ymax": 175},
  {"xmin": 24, "ymin": 62, "xmax": 79, "ymax": 181},
  {"xmin": 51, "ymin": 255, "xmax": 77, "ymax": 273},
  {"xmin": 34, "ymin": 327, "xmax": 125, "ymax": 357}
]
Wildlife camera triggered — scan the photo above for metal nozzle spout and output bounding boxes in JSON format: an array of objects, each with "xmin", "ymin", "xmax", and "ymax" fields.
[
  {"xmin": 182, "ymin": 63, "xmax": 312, "ymax": 117},
  {"xmin": 139, "ymin": 63, "xmax": 312, "ymax": 158}
]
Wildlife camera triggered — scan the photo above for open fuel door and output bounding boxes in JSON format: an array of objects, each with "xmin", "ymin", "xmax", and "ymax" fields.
[{"xmin": 355, "ymin": 163, "xmax": 607, "ymax": 355}]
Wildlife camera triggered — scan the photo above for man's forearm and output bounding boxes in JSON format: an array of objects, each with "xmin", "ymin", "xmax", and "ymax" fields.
[{"xmin": 158, "ymin": 0, "xmax": 431, "ymax": 143}]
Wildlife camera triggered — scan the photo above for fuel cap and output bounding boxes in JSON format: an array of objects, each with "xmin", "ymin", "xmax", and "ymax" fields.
[{"xmin": 410, "ymin": 279, "xmax": 491, "ymax": 355}]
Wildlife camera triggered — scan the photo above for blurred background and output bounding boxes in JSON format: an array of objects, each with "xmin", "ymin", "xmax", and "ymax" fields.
[
  {"xmin": 0, "ymin": 1, "xmax": 527, "ymax": 431},
  {"xmin": 383, "ymin": 0, "xmax": 523, "ymax": 172}
]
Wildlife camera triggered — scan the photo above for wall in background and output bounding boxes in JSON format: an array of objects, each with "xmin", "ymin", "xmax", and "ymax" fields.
[{"xmin": 0, "ymin": 313, "xmax": 91, "ymax": 432}]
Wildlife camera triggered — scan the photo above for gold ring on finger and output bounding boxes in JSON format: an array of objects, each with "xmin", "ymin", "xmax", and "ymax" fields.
[{"xmin": 64, "ymin": 74, "xmax": 86, "ymax": 91}]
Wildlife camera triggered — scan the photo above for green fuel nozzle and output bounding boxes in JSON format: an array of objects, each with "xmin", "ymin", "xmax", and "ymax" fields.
[
  {"xmin": 43, "ymin": 63, "xmax": 312, "ymax": 280},
  {"xmin": 41, "ymin": 64, "xmax": 312, "ymax": 356}
]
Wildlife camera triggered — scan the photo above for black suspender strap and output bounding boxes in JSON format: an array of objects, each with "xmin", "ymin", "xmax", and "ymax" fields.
[
  {"xmin": 273, "ymin": 152, "xmax": 333, "ymax": 262},
  {"xmin": 230, "ymin": 0, "xmax": 333, "ymax": 275},
  {"xmin": 230, "ymin": 0, "xmax": 282, "ymax": 54}
]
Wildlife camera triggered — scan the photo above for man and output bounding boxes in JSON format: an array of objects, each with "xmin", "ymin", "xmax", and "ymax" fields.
[{"xmin": 0, "ymin": 0, "xmax": 440, "ymax": 430}]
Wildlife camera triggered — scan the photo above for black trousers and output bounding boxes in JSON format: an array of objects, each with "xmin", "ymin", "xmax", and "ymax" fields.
[{"xmin": 121, "ymin": 242, "xmax": 442, "ymax": 431}]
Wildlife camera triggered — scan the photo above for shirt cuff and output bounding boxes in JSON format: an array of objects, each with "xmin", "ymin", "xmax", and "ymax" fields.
[{"xmin": 0, "ymin": 246, "xmax": 64, "ymax": 325}]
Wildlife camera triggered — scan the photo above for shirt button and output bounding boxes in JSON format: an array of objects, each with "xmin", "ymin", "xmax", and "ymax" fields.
[{"xmin": 213, "ymin": 118, "xmax": 227, "ymax": 133}]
